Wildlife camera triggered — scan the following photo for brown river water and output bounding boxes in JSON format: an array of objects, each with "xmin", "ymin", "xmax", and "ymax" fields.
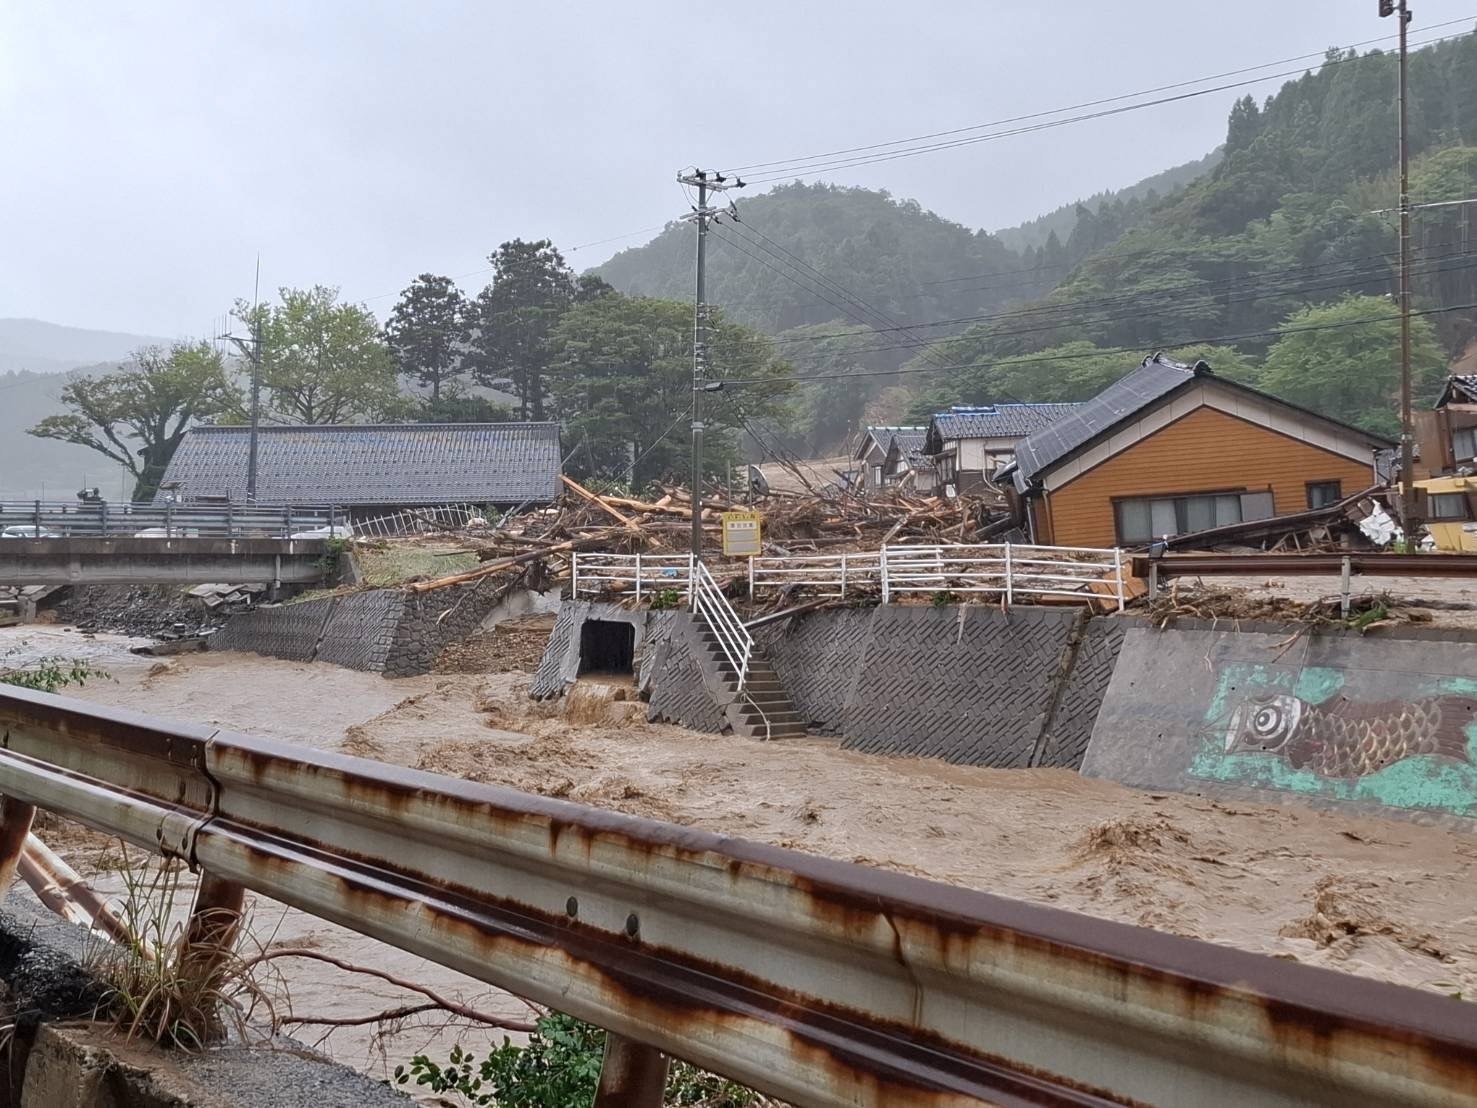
[{"xmin": 4, "ymin": 624, "xmax": 1477, "ymax": 1085}]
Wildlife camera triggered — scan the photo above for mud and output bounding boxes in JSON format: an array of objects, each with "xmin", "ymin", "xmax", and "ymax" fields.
[{"xmin": 7, "ymin": 626, "xmax": 1477, "ymax": 1080}]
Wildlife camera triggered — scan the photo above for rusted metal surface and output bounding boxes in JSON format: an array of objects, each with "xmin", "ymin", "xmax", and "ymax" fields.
[
  {"xmin": 0, "ymin": 795, "xmax": 35, "ymax": 899},
  {"xmin": 1134, "ymin": 550, "xmax": 1477, "ymax": 579},
  {"xmin": 18, "ymin": 832, "xmax": 133, "ymax": 945},
  {"xmin": 181, "ymin": 872, "xmax": 247, "ymax": 987},
  {"xmin": 1, "ymin": 684, "xmax": 1476, "ymax": 1106},
  {"xmin": 594, "ymin": 1032, "xmax": 669, "ymax": 1107}
]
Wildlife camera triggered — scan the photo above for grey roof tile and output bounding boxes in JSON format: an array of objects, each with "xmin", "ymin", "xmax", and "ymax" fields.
[
  {"xmin": 923, "ymin": 404, "xmax": 1078, "ymax": 455},
  {"xmin": 158, "ymin": 423, "xmax": 562, "ymax": 506}
]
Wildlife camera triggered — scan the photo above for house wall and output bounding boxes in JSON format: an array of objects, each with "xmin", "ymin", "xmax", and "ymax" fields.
[{"xmin": 1037, "ymin": 406, "xmax": 1378, "ymax": 547}]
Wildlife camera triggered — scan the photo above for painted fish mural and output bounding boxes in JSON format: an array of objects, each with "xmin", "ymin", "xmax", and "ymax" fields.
[{"xmin": 1219, "ymin": 692, "xmax": 1477, "ymax": 779}]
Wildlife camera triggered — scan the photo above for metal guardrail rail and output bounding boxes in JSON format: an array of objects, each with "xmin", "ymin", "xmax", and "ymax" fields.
[
  {"xmin": 0, "ymin": 687, "xmax": 1474, "ymax": 1105},
  {"xmin": 0, "ymin": 501, "xmax": 342, "ymax": 539}
]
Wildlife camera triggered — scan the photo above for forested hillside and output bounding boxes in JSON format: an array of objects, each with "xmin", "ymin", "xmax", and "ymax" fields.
[
  {"xmin": 594, "ymin": 36, "xmax": 1477, "ymax": 455},
  {"xmin": 907, "ymin": 36, "xmax": 1477, "ymax": 438},
  {"xmin": 991, "ymin": 148, "xmax": 1224, "ymax": 253}
]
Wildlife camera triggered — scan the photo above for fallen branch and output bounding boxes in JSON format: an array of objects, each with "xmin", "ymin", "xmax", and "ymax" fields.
[
  {"xmin": 248, "ymin": 947, "xmax": 540, "ymax": 1032},
  {"xmin": 560, "ymin": 475, "xmax": 640, "ymax": 533}
]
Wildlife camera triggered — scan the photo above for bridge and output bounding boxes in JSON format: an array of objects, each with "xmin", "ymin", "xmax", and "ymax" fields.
[{"xmin": 0, "ymin": 536, "xmax": 332, "ymax": 587}]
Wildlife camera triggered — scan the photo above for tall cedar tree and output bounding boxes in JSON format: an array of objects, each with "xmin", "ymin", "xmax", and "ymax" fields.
[
  {"xmin": 464, "ymin": 241, "xmax": 577, "ymax": 420},
  {"xmin": 385, "ymin": 274, "xmax": 467, "ymax": 401},
  {"xmin": 28, "ymin": 342, "xmax": 239, "ymax": 500}
]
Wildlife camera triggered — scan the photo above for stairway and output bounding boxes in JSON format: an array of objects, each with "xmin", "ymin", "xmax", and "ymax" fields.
[{"xmin": 692, "ymin": 624, "xmax": 807, "ymax": 739}]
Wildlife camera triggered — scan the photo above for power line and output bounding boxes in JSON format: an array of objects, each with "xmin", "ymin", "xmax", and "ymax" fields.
[
  {"xmin": 719, "ymin": 17, "xmax": 1477, "ymax": 177},
  {"xmin": 712, "ymin": 238, "xmax": 1477, "ymax": 358},
  {"xmin": 725, "ymin": 25, "xmax": 1475, "ymax": 184},
  {"xmin": 712, "ymin": 299, "xmax": 1477, "ymax": 388}
]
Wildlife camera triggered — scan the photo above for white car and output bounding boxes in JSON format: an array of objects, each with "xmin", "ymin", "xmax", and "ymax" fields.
[
  {"xmin": 289, "ymin": 525, "xmax": 355, "ymax": 539},
  {"xmin": 1, "ymin": 525, "xmax": 62, "ymax": 539},
  {"xmin": 133, "ymin": 527, "xmax": 200, "ymax": 537}
]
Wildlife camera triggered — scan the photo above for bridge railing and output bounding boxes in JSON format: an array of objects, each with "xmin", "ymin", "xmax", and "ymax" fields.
[
  {"xmin": 0, "ymin": 501, "xmax": 342, "ymax": 539},
  {"xmin": 0, "ymin": 686, "xmax": 1470, "ymax": 1106}
]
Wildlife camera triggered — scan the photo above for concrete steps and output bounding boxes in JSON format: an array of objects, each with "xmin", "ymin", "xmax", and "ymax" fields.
[{"xmin": 693, "ymin": 627, "xmax": 806, "ymax": 739}]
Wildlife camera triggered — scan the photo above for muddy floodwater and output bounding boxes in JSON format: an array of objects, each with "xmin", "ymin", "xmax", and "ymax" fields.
[{"xmin": 6, "ymin": 625, "xmax": 1477, "ymax": 1084}]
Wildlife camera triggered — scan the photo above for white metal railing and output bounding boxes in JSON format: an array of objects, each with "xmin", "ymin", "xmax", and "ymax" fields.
[
  {"xmin": 748, "ymin": 542, "xmax": 1125, "ymax": 610},
  {"xmin": 573, "ymin": 542, "xmax": 1126, "ymax": 612},
  {"xmin": 746, "ymin": 551, "xmax": 883, "ymax": 599},
  {"xmin": 352, "ymin": 503, "xmax": 488, "ymax": 538},
  {"xmin": 571, "ymin": 552, "xmax": 696, "ymax": 603},
  {"xmin": 691, "ymin": 561, "xmax": 754, "ymax": 689}
]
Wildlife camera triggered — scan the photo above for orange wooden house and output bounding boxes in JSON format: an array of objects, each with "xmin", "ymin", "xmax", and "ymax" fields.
[{"xmin": 1000, "ymin": 353, "xmax": 1394, "ymax": 548}]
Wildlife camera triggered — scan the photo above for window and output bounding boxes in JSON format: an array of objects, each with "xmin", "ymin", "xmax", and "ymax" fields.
[
  {"xmin": 1455, "ymin": 427, "xmax": 1477, "ymax": 462},
  {"xmin": 1306, "ymin": 480, "xmax": 1342, "ymax": 509},
  {"xmin": 1115, "ymin": 490, "xmax": 1271, "ymax": 544},
  {"xmin": 1429, "ymin": 492, "xmax": 1470, "ymax": 521}
]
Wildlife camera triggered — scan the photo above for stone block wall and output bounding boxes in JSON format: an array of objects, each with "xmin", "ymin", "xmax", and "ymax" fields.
[{"xmin": 383, "ymin": 582, "xmax": 506, "ymax": 678}]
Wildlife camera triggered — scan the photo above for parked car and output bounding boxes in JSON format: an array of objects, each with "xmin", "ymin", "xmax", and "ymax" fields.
[
  {"xmin": 289, "ymin": 524, "xmax": 355, "ymax": 539},
  {"xmin": 132, "ymin": 527, "xmax": 200, "ymax": 537},
  {"xmin": 1, "ymin": 525, "xmax": 62, "ymax": 539}
]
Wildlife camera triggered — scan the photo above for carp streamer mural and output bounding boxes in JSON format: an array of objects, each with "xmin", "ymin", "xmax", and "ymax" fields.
[{"xmin": 1191, "ymin": 663, "xmax": 1477, "ymax": 816}]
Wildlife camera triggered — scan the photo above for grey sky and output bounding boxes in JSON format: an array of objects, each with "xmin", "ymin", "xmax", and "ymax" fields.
[{"xmin": 3, "ymin": 0, "xmax": 1472, "ymax": 337}]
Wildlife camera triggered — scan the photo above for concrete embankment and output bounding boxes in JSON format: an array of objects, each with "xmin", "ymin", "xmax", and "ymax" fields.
[
  {"xmin": 1082, "ymin": 619, "xmax": 1477, "ymax": 829},
  {"xmin": 0, "ymin": 891, "xmax": 409, "ymax": 1107}
]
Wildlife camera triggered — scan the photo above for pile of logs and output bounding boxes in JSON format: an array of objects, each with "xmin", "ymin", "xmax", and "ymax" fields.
[{"xmin": 407, "ymin": 476, "xmax": 1011, "ymax": 593}]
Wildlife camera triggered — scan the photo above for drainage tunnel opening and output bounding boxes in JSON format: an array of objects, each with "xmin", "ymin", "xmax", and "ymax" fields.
[{"xmin": 578, "ymin": 619, "xmax": 635, "ymax": 675}]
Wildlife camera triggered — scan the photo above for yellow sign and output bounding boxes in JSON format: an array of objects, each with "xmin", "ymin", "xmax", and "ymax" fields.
[{"xmin": 721, "ymin": 511, "xmax": 763, "ymax": 557}]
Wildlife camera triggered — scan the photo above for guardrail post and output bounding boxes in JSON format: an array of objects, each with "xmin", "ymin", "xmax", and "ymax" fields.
[
  {"xmin": 284, "ymin": 504, "xmax": 293, "ymax": 537},
  {"xmin": 165, "ymin": 500, "xmax": 174, "ymax": 538},
  {"xmin": 1004, "ymin": 543, "xmax": 1013, "ymax": 607},
  {"xmin": 595, "ymin": 1032, "xmax": 669, "ymax": 1107},
  {"xmin": 571, "ymin": 553, "xmax": 580, "ymax": 599},
  {"xmin": 328, "ymin": 505, "xmax": 336, "ymax": 538},
  {"xmin": 99, "ymin": 500, "xmax": 109, "ymax": 536},
  {"xmin": 0, "ymin": 797, "xmax": 36, "ymax": 898},
  {"xmin": 880, "ymin": 545, "xmax": 891, "ymax": 603},
  {"xmin": 1114, "ymin": 547, "xmax": 1125, "ymax": 612},
  {"xmin": 32, "ymin": 500, "xmax": 40, "ymax": 534},
  {"xmin": 840, "ymin": 553, "xmax": 848, "ymax": 599},
  {"xmin": 1341, "ymin": 555, "xmax": 1352, "ymax": 618},
  {"xmin": 181, "ymin": 873, "xmax": 247, "ymax": 1003},
  {"xmin": 226, "ymin": 502, "xmax": 234, "ymax": 538},
  {"xmin": 688, "ymin": 554, "xmax": 696, "ymax": 611},
  {"xmin": 748, "ymin": 555, "xmax": 755, "ymax": 601},
  {"xmin": 635, "ymin": 552, "xmax": 643, "ymax": 605}
]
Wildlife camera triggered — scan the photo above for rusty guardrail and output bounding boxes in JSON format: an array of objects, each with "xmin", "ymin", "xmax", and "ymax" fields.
[{"xmin": 0, "ymin": 685, "xmax": 1474, "ymax": 1106}]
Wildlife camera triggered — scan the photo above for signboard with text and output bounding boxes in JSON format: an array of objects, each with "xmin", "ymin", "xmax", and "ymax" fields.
[{"xmin": 721, "ymin": 511, "xmax": 763, "ymax": 557}]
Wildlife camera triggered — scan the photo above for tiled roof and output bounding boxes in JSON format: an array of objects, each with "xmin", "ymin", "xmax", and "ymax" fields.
[
  {"xmin": 925, "ymin": 404, "xmax": 1079, "ymax": 452},
  {"xmin": 887, "ymin": 429, "xmax": 927, "ymax": 457},
  {"xmin": 1010, "ymin": 356, "xmax": 1197, "ymax": 491},
  {"xmin": 1439, "ymin": 374, "xmax": 1477, "ymax": 405},
  {"xmin": 856, "ymin": 425, "xmax": 924, "ymax": 459},
  {"xmin": 157, "ymin": 423, "xmax": 562, "ymax": 506}
]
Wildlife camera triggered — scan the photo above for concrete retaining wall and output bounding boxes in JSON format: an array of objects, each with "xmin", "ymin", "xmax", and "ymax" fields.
[
  {"xmin": 211, "ymin": 585, "xmax": 559, "ymax": 677},
  {"xmin": 1082, "ymin": 621, "xmax": 1477, "ymax": 827},
  {"xmin": 534, "ymin": 602, "xmax": 1125, "ymax": 769}
]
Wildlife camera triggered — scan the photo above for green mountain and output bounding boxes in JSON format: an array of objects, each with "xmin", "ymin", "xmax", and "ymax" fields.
[
  {"xmin": 992, "ymin": 148, "xmax": 1224, "ymax": 254},
  {"xmin": 906, "ymin": 35, "xmax": 1477, "ymax": 436},
  {"xmin": 0, "ymin": 318, "xmax": 166, "ymax": 375}
]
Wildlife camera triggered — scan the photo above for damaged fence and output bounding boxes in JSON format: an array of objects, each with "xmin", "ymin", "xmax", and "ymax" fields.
[{"xmin": 0, "ymin": 687, "xmax": 1473, "ymax": 1105}]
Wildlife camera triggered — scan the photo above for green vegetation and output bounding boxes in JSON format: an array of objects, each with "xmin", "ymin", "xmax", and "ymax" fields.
[
  {"xmin": 355, "ymin": 543, "xmax": 480, "ymax": 586},
  {"xmin": 0, "ymin": 656, "xmax": 109, "ymax": 694},
  {"xmin": 27, "ymin": 342, "xmax": 239, "ymax": 501},
  {"xmin": 395, "ymin": 1013, "xmax": 771, "ymax": 1107}
]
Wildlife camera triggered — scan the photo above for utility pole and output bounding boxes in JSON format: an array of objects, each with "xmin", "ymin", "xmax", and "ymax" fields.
[
  {"xmin": 676, "ymin": 168, "xmax": 743, "ymax": 559},
  {"xmin": 1383, "ymin": 0, "xmax": 1416, "ymax": 535},
  {"xmin": 223, "ymin": 258, "xmax": 265, "ymax": 502}
]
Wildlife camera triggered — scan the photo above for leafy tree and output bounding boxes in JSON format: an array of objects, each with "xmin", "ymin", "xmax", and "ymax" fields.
[
  {"xmin": 463, "ymin": 240, "xmax": 578, "ymax": 420},
  {"xmin": 239, "ymin": 287, "xmax": 400, "ymax": 425},
  {"xmin": 548, "ymin": 292, "xmax": 792, "ymax": 487},
  {"xmin": 28, "ymin": 342, "xmax": 239, "ymax": 500},
  {"xmin": 384, "ymin": 274, "xmax": 466, "ymax": 401},
  {"xmin": 1259, "ymin": 295, "xmax": 1446, "ymax": 436},
  {"xmin": 410, "ymin": 387, "xmax": 512, "ymax": 424}
]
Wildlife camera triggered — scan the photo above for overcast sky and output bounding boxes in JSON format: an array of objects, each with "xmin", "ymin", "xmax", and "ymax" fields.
[{"xmin": 3, "ymin": 0, "xmax": 1473, "ymax": 337}]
